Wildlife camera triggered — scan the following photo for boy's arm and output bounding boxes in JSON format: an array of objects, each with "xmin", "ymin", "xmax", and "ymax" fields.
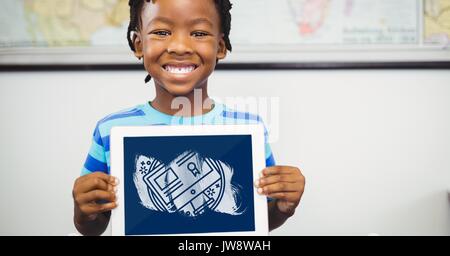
[
  {"xmin": 74, "ymin": 208, "xmax": 111, "ymax": 236},
  {"xmin": 268, "ymin": 200, "xmax": 295, "ymax": 231},
  {"xmin": 256, "ymin": 166, "xmax": 305, "ymax": 232},
  {"xmin": 72, "ymin": 172, "xmax": 117, "ymax": 236}
]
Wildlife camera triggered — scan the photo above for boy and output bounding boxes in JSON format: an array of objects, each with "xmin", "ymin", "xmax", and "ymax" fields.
[{"xmin": 72, "ymin": 0, "xmax": 305, "ymax": 236}]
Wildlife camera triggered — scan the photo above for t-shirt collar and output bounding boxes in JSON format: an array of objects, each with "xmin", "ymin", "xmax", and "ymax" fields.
[{"xmin": 141, "ymin": 100, "xmax": 224, "ymax": 125}]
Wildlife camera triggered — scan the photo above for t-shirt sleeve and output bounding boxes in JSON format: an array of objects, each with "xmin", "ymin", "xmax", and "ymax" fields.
[
  {"xmin": 261, "ymin": 123, "xmax": 276, "ymax": 202},
  {"xmin": 80, "ymin": 124, "xmax": 108, "ymax": 176},
  {"xmin": 263, "ymin": 125, "xmax": 276, "ymax": 167},
  {"xmin": 265, "ymin": 143, "xmax": 276, "ymax": 167}
]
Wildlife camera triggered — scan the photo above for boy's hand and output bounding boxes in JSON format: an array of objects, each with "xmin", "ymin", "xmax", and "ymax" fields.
[
  {"xmin": 72, "ymin": 172, "xmax": 118, "ymax": 222},
  {"xmin": 255, "ymin": 166, "xmax": 305, "ymax": 215}
]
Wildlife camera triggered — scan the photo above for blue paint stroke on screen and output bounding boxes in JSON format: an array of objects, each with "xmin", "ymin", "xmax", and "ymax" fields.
[{"xmin": 123, "ymin": 135, "xmax": 255, "ymax": 235}]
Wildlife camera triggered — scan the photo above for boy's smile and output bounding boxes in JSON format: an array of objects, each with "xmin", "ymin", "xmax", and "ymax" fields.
[
  {"xmin": 163, "ymin": 63, "xmax": 198, "ymax": 75},
  {"xmin": 133, "ymin": 0, "xmax": 227, "ymax": 97}
]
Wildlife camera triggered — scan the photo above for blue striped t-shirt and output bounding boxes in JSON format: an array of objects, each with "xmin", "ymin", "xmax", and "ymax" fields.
[{"xmin": 81, "ymin": 102, "xmax": 275, "ymax": 175}]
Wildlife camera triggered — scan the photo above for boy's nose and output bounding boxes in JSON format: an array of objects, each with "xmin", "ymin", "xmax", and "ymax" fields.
[{"xmin": 167, "ymin": 34, "xmax": 193, "ymax": 56}]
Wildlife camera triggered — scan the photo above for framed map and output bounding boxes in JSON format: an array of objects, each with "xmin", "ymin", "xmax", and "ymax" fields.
[{"xmin": 0, "ymin": 0, "xmax": 449, "ymax": 67}]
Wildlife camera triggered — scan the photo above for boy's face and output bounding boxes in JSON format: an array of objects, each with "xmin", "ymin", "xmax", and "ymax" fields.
[{"xmin": 134, "ymin": 0, "xmax": 227, "ymax": 96}]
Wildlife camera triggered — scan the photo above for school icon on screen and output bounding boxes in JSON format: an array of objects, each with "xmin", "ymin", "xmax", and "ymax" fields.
[{"xmin": 133, "ymin": 151, "xmax": 245, "ymax": 217}]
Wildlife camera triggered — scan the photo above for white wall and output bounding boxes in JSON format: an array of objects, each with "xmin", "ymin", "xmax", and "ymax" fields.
[{"xmin": 0, "ymin": 69, "xmax": 449, "ymax": 235}]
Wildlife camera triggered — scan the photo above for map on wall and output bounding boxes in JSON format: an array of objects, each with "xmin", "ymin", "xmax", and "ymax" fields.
[
  {"xmin": 424, "ymin": 0, "xmax": 450, "ymax": 44},
  {"xmin": 0, "ymin": 0, "xmax": 449, "ymax": 64},
  {"xmin": 232, "ymin": 0, "xmax": 419, "ymax": 45},
  {"xmin": 0, "ymin": 0, "xmax": 129, "ymax": 47}
]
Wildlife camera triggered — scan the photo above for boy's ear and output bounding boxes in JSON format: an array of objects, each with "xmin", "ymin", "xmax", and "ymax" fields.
[
  {"xmin": 133, "ymin": 33, "xmax": 144, "ymax": 59},
  {"xmin": 216, "ymin": 35, "xmax": 227, "ymax": 60}
]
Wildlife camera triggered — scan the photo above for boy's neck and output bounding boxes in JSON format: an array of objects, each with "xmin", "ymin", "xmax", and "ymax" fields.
[{"xmin": 151, "ymin": 87, "xmax": 214, "ymax": 117}]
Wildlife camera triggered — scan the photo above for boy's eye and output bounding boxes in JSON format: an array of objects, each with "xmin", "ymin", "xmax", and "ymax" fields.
[
  {"xmin": 192, "ymin": 31, "xmax": 209, "ymax": 37},
  {"xmin": 151, "ymin": 30, "xmax": 171, "ymax": 36}
]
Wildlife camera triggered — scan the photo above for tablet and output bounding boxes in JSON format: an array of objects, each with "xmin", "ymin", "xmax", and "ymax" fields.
[{"xmin": 110, "ymin": 124, "xmax": 268, "ymax": 236}]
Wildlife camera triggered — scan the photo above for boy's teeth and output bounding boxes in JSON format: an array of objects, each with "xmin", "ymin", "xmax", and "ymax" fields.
[{"xmin": 165, "ymin": 65, "xmax": 195, "ymax": 74}]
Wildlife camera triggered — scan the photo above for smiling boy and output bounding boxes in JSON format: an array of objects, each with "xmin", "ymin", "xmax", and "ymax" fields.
[{"xmin": 72, "ymin": 0, "xmax": 305, "ymax": 236}]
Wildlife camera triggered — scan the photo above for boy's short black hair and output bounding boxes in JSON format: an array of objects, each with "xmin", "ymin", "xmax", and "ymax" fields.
[{"xmin": 127, "ymin": 0, "xmax": 233, "ymax": 55}]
